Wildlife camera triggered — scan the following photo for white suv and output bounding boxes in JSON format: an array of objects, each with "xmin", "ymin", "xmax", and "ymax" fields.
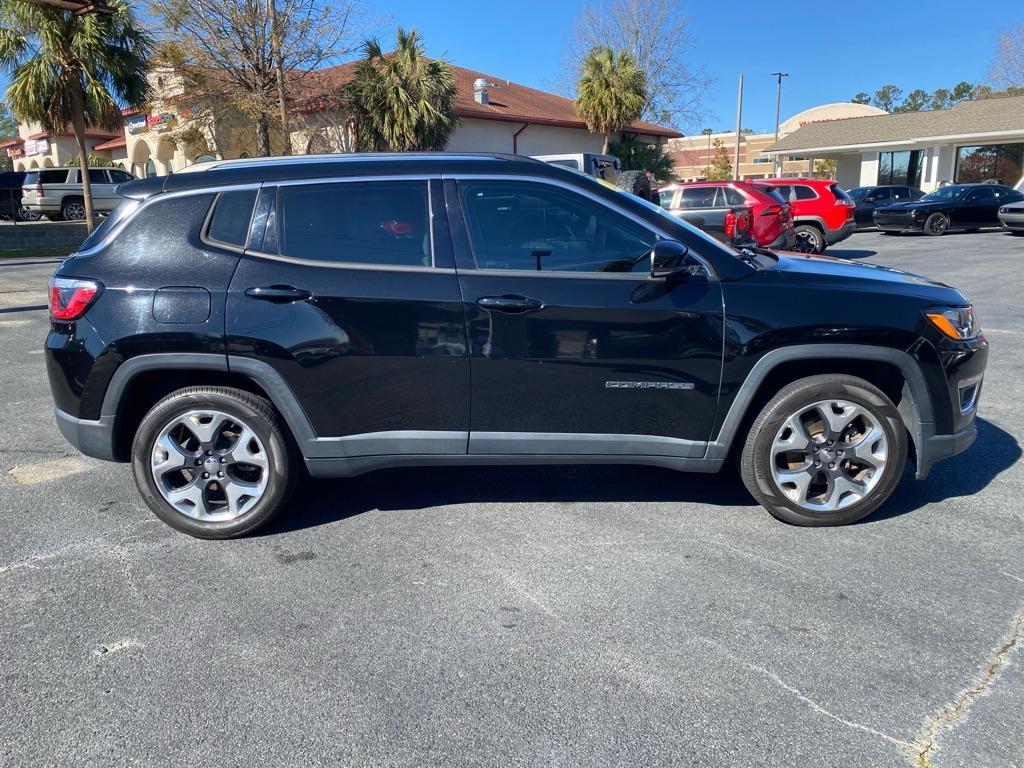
[{"xmin": 21, "ymin": 167, "xmax": 136, "ymax": 221}]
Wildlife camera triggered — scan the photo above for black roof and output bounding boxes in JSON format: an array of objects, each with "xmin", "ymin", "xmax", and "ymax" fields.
[{"xmin": 118, "ymin": 153, "xmax": 570, "ymax": 199}]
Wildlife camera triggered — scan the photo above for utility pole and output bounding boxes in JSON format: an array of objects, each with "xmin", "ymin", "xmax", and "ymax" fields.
[
  {"xmin": 268, "ymin": 0, "xmax": 290, "ymax": 155},
  {"xmin": 771, "ymin": 72, "xmax": 789, "ymax": 176},
  {"xmin": 733, "ymin": 75, "xmax": 743, "ymax": 181}
]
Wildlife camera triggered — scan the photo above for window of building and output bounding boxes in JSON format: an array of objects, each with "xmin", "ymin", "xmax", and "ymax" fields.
[
  {"xmin": 279, "ymin": 180, "xmax": 431, "ymax": 267},
  {"xmin": 751, "ymin": 155, "xmax": 772, "ymax": 164},
  {"xmin": 955, "ymin": 143, "xmax": 1024, "ymax": 184},
  {"xmin": 206, "ymin": 189, "xmax": 258, "ymax": 248},
  {"xmin": 459, "ymin": 180, "xmax": 655, "ymax": 273},
  {"xmin": 145, "ymin": 159, "xmax": 156, "ymax": 178},
  {"xmin": 195, "ymin": 154, "xmax": 216, "ymax": 163},
  {"xmin": 877, "ymin": 150, "xmax": 922, "ymax": 187}
]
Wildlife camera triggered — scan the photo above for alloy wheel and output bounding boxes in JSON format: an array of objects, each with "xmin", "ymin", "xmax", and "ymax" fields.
[
  {"xmin": 926, "ymin": 214, "xmax": 948, "ymax": 235},
  {"xmin": 769, "ymin": 399, "xmax": 888, "ymax": 512},
  {"xmin": 150, "ymin": 410, "xmax": 270, "ymax": 521},
  {"xmin": 63, "ymin": 203, "xmax": 86, "ymax": 221},
  {"xmin": 18, "ymin": 206, "xmax": 40, "ymax": 222}
]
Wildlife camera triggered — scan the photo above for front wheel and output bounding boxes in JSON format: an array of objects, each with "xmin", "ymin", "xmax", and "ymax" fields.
[
  {"xmin": 740, "ymin": 375, "xmax": 907, "ymax": 526},
  {"xmin": 924, "ymin": 212, "xmax": 949, "ymax": 236},
  {"xmin": 132, "ymin": 386, "xmax": 296, "ymax": 538}
]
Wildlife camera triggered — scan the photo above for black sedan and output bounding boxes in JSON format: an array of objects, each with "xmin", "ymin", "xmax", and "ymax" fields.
[
  {"xmin": 873, "ymin": 183, "xmax": 1024, "ymax": 236},
  {"xmin": 848, "ymin": 184, "xmax": 924, "ymax": 228}
]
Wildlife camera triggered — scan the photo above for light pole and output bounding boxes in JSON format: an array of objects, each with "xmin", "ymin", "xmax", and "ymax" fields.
[
  {"xmin": 700, "ymin": 127, "xmax": 713, "ymax": 179},
  {"xmin": 771, "ymin": 72, "xmax": 789, "ymax": 176}
]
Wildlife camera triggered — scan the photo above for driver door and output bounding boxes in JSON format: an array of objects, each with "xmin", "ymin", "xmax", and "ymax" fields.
[{"xmin": 446, "ymin": 178, "xmax": 725, "ymax": 455}]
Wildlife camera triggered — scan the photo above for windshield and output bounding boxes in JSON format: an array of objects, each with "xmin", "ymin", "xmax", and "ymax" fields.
[
  {"xmin": 921, "ymin": 186, "xmax": 969, "ymax": 201},
  {"xmin": 848, "ymin": 187, "xmax": 868, "ymax": 202}
]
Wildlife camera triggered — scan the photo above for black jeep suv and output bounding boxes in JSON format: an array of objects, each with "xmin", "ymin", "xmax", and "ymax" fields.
[{"xmin": 46, "ymin": 154, "xmax": 987, "ymax": 538}]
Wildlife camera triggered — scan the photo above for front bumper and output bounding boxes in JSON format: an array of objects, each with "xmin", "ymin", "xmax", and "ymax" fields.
[
  {"xmin": 915, "ymin": 421, "xmax": 976, "ymax": 480},
  {"xmin": 54, "ymin": 408, "xmax": 119, "ymax": 462},
  {"xmin": 999, "ymin": 212, "xmax": 1024, "ymax": 231},
  {"xmin": 874, "ymin": 213, "xmax": 923, "ymax": 232}
]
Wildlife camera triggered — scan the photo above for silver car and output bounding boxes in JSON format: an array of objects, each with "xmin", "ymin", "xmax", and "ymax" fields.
[
  {"xmin": 998, "ymin": 200, "xmax": 1024, "ymax": 234},
  {"xmin": 21, "ymin": 167, "xmax": 136, "ymax": 221}
]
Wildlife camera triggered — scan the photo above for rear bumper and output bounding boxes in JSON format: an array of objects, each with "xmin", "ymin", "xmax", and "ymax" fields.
[
  {"xmin": 766, "ymin": 229, "xmax": 797, "ymax": 250},
  {"xmin": 824, "ymin": 219, "xmax": 856, "ymax": 245},
  {"xmin": 54, "ymin": 408, "xmax": 119, "ymax": 462}
]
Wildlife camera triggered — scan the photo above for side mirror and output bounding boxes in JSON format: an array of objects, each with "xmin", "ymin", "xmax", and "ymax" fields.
[
  {"xmin": 650, "ymin": 239, "xmax": 691, "ymax": 279},
  {"xmin": 865, "ymin": 197, "xmax": 876, "ymax": 203}
]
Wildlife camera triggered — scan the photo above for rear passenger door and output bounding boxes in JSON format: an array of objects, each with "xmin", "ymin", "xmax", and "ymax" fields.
[{"xmin": 225, "ymin": 177, "xmax": 470, "ymax": 458}]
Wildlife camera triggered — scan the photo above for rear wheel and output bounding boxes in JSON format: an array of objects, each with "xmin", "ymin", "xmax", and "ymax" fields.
[
  {"xmin": 131, "ymin": 386, "xmax": 296, "ymax": 538},
  {"xmin": 793, "ymin": 224, "xmax": 824, "ymax": 253},
  {"xmin": 740, "ymin": 375, "xmax": 907, "ymax": 526},
  {"xmin": 18, "ymin": 205, "xmax": 41, "ymax": 222},
  {"xmin": 61, "ymin": 199, "xmax": 86, "ymax": 221},
  {"xmin": 924, "ymin": 212, "xmax": 949, "ymax": 236}
]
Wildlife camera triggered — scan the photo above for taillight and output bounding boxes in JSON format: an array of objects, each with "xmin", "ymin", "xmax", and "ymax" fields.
[
  {"xmin": 761, "ymin": 204, "xmax": 783, "ymax": 217},
  {"xmin": 48, "ymin": 277, "xmax": 100, "ymax": 321},
  {"xmin": 35, "ymin": 181, "xmax": 43, "ymax": 198},
  {"xmin": 725, "ymin": 210, "xmax": 750, "ymax": 240}
]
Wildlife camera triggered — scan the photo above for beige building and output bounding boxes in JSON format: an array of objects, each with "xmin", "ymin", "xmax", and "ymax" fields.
[
  {"xmin": 8, "ymin": 63, "xmax": 680, "ymax": 176},
  {"xmin": 667, "ymin": 102, "xmax": 887, "ymax": 182},
  {"xmin": 2, "ymin": 122, "xmax": 123, "ymax": 171},
  {"xmin": 765, "ymin": 94, "xmax": 1024, "ymax": 192}
]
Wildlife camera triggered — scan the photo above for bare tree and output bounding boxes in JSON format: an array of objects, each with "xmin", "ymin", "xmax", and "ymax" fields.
[
  {"xmin": 151, "ymin": 0, "xmax": 369, "ymax": 156},
  {"xmin": 566, "ymin": 0, "xmax": 711, "ymax": 129},
  {"xmin": 991, "ymin": 25, "xmax": 1024, "ymax": 88}
]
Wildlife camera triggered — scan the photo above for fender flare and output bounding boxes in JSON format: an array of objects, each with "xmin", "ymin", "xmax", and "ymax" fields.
[{"xmin": 705, "ymin": 344, "xmax": 933, "ymax": 462}]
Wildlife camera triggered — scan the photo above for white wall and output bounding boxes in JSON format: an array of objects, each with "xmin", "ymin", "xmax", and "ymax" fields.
[
  {"xmin": 835, "ymin": 155, "xmax": 861, "ymax": 189},
  {"xmin": 444, "ymin": 118, "xmax": 605, "ymax": 155},
  {"xmin": 859, "ymin": 152, "xmax": 879, "ymax": 186}
]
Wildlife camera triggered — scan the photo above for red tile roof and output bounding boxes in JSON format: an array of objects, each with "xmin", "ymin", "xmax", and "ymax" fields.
[
  {"xmin": 26, "ymin": 128, "xmax": 120, "ymax": 141},
  {"xmin": 303, "ymin": 61, "xmax": 681, "ymax": 138},
  {"xmin": 0, "ymin": 137, "xmax": 24, "ymax": 148},
  {"xmin": 93, "ymin": 136, "xmax": 127, "ymax": 151}
]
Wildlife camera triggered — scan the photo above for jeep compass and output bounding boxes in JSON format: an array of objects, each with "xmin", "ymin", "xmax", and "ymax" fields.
[{"xmin": 46, "ymin": 154, "xmax": 987, "ymax": 538}]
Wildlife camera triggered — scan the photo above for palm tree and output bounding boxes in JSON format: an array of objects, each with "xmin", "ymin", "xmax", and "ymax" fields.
[
  {"xmin": 608, "ymin": 135, "xmax": 674, "ymax": 182},
  {"xmin": 576, "ymin": 46, "xmax": 646, "ymax": 154},
  {"xmin": 0, "ymin": 0, "xmax": 151, "ymax": 231},
  {"xmin": 346, "ymin": 28, "xmax": 458, "ymax": 152}
]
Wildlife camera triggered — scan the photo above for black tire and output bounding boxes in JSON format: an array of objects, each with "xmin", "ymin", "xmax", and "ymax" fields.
[
  {"xmin": 61, "ymin": 198, "xmax": 86, "ymax": 222},
  {"xmin": 739, "ymin": 374, "xmax": 907, "ymax": 527},
  {"xmin": 924, "ymin": 212, "xmax": 948, "ymax": 236},
  {"xmin": 131, "ymin": 386, "xmax": 296, "ymax": 538},
  {"xmin": 793, "ymin": 223, "xmax": 824, "ymax": 253},
  {"xmin": 617, "ymin": 170, "xmax": 652, "ymax": 201}
]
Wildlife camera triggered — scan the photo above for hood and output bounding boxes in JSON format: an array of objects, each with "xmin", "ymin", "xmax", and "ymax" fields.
[
  {"xmin": 877, "ymin": 199, "xmax": 948, "ymax": 212},
  {"xmin": 770, "ymin": 252, "xmax": 968, "ymax": 303}
]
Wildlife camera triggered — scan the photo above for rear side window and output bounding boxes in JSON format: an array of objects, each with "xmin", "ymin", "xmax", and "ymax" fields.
[
  {"xmin": 756, "ymin": 186, "xmax": 787, "ymax": 206},
  {"xmin": 109, "ymin": 170, "xmax": 134, "ymax": 184},
  {"xmin": 279, "ymin": 180, "xmax": 431, "ymax": 267},
  {"xmin": 793, "ymin": 185, "xmax": 818, "ymax": 200},
  {"xmin": 830, "ymin": 184, "xmax": 853, "ymax": 204},
  {"xmin": 724, "ymin": 187, "xmax": 746, "ymax": 206},
  {"xmin": 678, "ymin": 187, "xmax": 719, "ymax": 209},
  {"xmin": 23, "ymin": 172, "xmax": 38, "ymax": 186},
  {"xmin": 772, "ymin": 184, "xmax": 792, "ymax": 200},
  {"xmin": 77, "ymin": 197, "xmax": 141, "ymax": 251},
  {"xmin": 206, "ymin": 189, "xmax": 258, "ymax": 248},
  {"xmin": 38, "ymin": 169, "xmax": 69, "ymax": 184}
]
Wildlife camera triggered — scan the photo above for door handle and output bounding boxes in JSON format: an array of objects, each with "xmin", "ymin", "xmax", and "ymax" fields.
[
  {"xmin": 245, "ymin": 285, "xmax": 313, "ymax": 303},
  {"xmin": 476, "ymin": 294, "xmax": 544, "ymax": 313}
]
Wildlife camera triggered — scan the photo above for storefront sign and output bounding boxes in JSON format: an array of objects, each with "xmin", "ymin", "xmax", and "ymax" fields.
[
  {"xmin": 5, "ymin": 147, "xmax": 24, "ymax": 159},
  {"xmin": 126, "ymin": 115, "xmax": 148, "ymax": 134},
  {"xmin": 146, "ymin": 113, "xmax": 177, "ymax": 132},
  {"xmin": 24, "ymin": 138, "xmax": 49, "ymax": 156}
]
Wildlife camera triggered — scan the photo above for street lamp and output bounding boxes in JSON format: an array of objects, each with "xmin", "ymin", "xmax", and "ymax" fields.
[
  {"xmin": 701, "ymin": 127, "xmax": 713, "ymax": 179},
  {"xmin": 771, "ymin": 72, "xmax": 789, "ymax": 176}
]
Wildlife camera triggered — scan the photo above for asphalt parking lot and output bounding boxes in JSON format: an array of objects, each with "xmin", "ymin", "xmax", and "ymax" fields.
[{"xmin": 1, "ymin": 229, "xmax": 1022, "ymax": 767}]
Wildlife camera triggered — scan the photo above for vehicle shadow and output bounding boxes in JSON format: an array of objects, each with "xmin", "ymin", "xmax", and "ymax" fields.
[
  {"xmin": 262, "ymin": 418, "xmax": 1018, "ymax": 535},
  {"xmin": 867, "ymin": 417, "xmax": 1020, "ymax": 522}
]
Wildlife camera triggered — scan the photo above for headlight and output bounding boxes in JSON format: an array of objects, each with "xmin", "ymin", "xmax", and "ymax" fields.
[{"xmin": 925, "ymin": 306, "xmax": 980, "ymax": 340}]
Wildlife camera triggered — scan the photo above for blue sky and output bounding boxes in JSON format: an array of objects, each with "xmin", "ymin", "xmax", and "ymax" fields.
[{"xmin": 3, "ymin": 0, "xmax": 1020, "ymax": 135}]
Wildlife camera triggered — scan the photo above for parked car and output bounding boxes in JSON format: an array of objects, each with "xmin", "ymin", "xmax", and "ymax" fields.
[
  {"xmin": 847, "ymin": 185, "xmax": 925, "ymax": 228},
  {"xmin": 753, "ymin": 178, "xmax": 856, "ymax": 253},
  {"xmin": 46, "ymin": 153, "xmax": 986, "ymax": 538},
  {"xmin": 659, "ymin": 181, "xmax": 796, "ymax": 249},
  {"xmin": 999, "ymin": 199, "xmax": 1024, "ymax": 234},
  {"xmin": 873, "ymin": 183, "xmax": 1024, "ymax": 236},
  {"xmin": 533, "ymin": 153, "xmax": 621, "ymax": 182},
  {"xmin": 0, "ymin": 170, "xmax": 39, "ymax": 221},
  {"xmin": 21, "ymin": 166, "xmax": 136, "ymax": 221}
]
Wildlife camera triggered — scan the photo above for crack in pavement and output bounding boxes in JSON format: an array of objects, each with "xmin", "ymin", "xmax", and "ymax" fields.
[
  {"xmin": 698, "ymin": 638, "xmax": 915, "ymax": 751},
  {"xmin": 0, "ymin": 519, "xmax": 156, "ymax": 578},
  {"xmin": 910, "ymin": 607, "xmax": 1024, "ymax": 767}
]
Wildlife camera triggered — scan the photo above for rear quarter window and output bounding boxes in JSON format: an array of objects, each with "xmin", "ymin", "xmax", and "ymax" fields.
[
  {"xmin": 205, "ymin": 189, "xmax": 258, "ymax": 248},
  {"xmin": 793, "ymin": 185, "xmax": 818, "ymax": 200},
  {"xmin": 830, "ymin": 184, "xmax": 853, "ymax": 203}
]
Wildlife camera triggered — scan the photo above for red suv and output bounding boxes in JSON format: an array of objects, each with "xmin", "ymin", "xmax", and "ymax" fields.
[
  {"xmin": 753, "ymin": 178, "xmax": 855, "ymax": 253},
  {"xmin": 659, "ymin": 181, "xmax": 796, "ymax": 249}
]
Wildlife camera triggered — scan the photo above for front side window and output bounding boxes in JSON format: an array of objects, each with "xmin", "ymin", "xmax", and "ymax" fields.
[
  {"xmin": 658, "ymin": 189, "xmax": 677, "ymax": 208},
  {"xmin": 459, "ymin": 180, "xmax": 656, "ymax": 273},
  {"xmin": 109, "ymin": 170, "xmax": 134, "ymax": 184},
  {"xmin": 279, "ymin": 180, "xmax": 431, "ymax": 267}
]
